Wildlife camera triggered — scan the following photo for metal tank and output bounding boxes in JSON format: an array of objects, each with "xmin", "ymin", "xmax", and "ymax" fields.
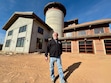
[{"xmin": 44, "ymin": 2, "xmax": 66, "ymax": 38}]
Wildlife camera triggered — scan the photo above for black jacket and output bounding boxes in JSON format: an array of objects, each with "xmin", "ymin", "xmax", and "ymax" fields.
[{"xmin": 45, "ymin": 39, "xmax": 62, "ymax": 58}]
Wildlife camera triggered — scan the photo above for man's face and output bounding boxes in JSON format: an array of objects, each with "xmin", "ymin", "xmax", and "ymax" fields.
[{"xmin": 53, "ymin": 33, "xmax": 58, "ymax": 40}]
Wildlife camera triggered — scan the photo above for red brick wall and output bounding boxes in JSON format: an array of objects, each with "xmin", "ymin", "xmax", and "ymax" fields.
[
  {"xmin": 94, "ymin": 39, "xmax": 105, "ymax": 55},
  {"xmin": 86, "ymin": 29, "xmax": 93, "ymax": 35},
  {"xmin": 104, "ymin": 27, "xmax": 110, "ymax": 33},
  {"xmin": 71, "ymin": 41, "xmax": 79, "ymax": 54},
  {"xmin": 74, "ymin": 31, "xmax": 77, "ymax": 37}
]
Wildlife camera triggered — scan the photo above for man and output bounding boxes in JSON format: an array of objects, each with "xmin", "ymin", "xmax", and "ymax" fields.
[{"xmin": 45, "ymin": 32, "xmax": 66, "ymax": 83}]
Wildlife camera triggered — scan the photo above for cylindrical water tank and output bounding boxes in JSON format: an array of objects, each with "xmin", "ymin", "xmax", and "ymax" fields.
[{"xmin": 44, "ymin": 2, "xmax": 66, "ymax": 38}]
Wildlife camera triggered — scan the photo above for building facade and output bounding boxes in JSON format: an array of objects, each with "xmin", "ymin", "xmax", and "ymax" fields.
[
  {"xmin": 2, "ymin": 2, "xmax": 111, "ymax": 55},
  {"xmin": 2, "ymin": 12, "xmax": 52, "ymax": 53},
  {"xmin": 61, "ymin": 19, "xmax": 111, "ymax": 55}
]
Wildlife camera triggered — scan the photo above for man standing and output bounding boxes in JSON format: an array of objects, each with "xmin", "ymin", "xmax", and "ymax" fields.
[{"xmin": 45, "ymin": 32, "xmax": 66, "ymax": 83}]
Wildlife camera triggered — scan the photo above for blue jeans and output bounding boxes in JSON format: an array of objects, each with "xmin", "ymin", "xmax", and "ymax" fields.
[{"xmin": 50, "ymin": 56, "xmax": 65, "ymax": 83}]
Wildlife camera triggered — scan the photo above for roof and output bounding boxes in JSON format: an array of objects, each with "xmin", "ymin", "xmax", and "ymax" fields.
[
  {"xmin": 2, "ymin": 12, "xmax": 52, "ymax": 31},
  {"xmin": 64, "ymin": 19, "xmax": 111, "ymax": 31},
  {"xmin": 64, "ymin": 18, "xmax": 78, "ymax": 27},
  {"xmin": 44, "ymin": 2, "xmax": 66, "ymax": 16}
]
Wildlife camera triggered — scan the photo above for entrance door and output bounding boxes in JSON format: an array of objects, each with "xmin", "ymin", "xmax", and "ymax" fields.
[
  {"xmin": 62, "ymin": 41, "xmax": 71, "ymax": 52},
  {"xmin": 79, "ymin": 40, "xmax": 93, "ymax": 53},
  {"xmin": 104, "ymin": 40, "xmax": 111, "ymax": 54}
]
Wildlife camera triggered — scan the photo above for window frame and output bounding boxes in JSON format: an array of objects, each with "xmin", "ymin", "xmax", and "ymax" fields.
[
  {"xmin": 36, "ymin": 38, "xmax": 43, "ymax": 49},
  {"xmin": 8, "ymin": 30, "xmax": 13, "ymax": 36},
  {"xmin": 109, "ymin": 24, "xmax": 111, "ymax": 32},
  {"xmin": 66, "ymin": 32, "xmax": 73, "ymax": 37},
  {"xmin": 78, "ymin": 30, "xmax": 86, "ymax": 36},
  {"xmin": 38, "ymin": 27, "xmax": 44, "ymax": 34},
  {"xmin": 19, "ymin": 25, "xmax": 27, "ymax": 33},
  {"xmin": 94, "ymin": 27, "xmax": 104, "ymax": 34},
  {"xmin": 104, "ymin": 39, "xmax": 111, "ymax": 54},
  {"xmin": 79, "ymin": 40, "xmax": 94, "ymax": 53},
  {"xmin": 16, "ymin": 37, "xmax": 25, "ymax": 47},
  {"xmin": 62, "ymin": 41, "xmax": 71, "ymax": 52},
  {"xmin": 5, "ymin": 39, "xmax": 11, "ymax": 47}
]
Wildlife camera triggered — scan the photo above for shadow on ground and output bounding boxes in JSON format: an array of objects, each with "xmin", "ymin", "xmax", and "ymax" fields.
[{"xmin": 55, "ymin": 62, "xmax": 82, "ymax": 82}]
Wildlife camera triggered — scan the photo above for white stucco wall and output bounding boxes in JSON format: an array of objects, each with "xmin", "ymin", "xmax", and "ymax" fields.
[
  {"xmin": 2, "ymin": 17, "xmax": 33, "ymax": 53},
  {"xmin": 29, "ymin": 20, "xmax": 51, "ymax": 52}
]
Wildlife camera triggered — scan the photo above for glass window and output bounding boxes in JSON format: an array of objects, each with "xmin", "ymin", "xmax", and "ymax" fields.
[
  {"xmin": 16, "ymin": 37, "xmax": 25, "ymax": 47},
  {"xmin": 79, "ymin": 41, "xmax": 84, "ymax": 45},
  {"xmin": 79, "ymin": 40, "xmax": 93, "ymax": 53},
  {"xmin": 8, "ymin": 30, "xmax": 13, "ymax": 36},
  {"xmin": 38, "ymin": 27, "xmax": 44, "ymax": 34},
  {"xmin": 109, "ymin": 24, "xmax": 111, "ymax": 32},
  {"xmin": 62, "ymin": 41, "xmax": 71, "ymax": 52},
  {"xmin": 5, "ymin": 40, "xmax": 11, "ymax": 47},
  {"xmin": 36, "ymin": 38, "xmax": 43, "ymax": 49},
  {"xmin": 19, "ymin": 25, "xmax": 27, "ymax": 33},
  {"xmin": 104, "ymin": 39, "xmax": 111, "ymax": 54},
  {"xmin": 94, "ymin": 27, "xmax": 104, "ymax": 34},
  {"xmin": 66, "ymin": 32, "xmax": 72, "ymax": 37},
  {"xmin": 78, "ymin": 30, "xmax": 86, "ymax": 36}
]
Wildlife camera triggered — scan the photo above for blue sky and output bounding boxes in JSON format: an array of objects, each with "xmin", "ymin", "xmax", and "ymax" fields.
[{"xmin": 0, "ymin": 0, "xmax": 111, "ymax": 44}]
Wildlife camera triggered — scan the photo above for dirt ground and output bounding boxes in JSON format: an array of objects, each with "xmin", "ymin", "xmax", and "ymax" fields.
[{"xmin": 0, "ymin": 52, "xmax": 111, "ymax": 83}]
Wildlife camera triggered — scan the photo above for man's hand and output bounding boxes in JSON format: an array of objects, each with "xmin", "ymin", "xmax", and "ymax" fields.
[{"xmin": 45, "ymin": 57, "xmax": 48, "ymax": 61}]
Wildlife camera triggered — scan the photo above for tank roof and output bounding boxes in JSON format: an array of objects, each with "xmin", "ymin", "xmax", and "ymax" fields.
[{"xmin": 44, "ymin": 2, "xmax": 66, "ymax": 17}]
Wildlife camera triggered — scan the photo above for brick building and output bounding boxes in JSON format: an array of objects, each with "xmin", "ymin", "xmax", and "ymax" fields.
[{"xmin": 61, "ymin": 19, "xmax": 111, "ymax": 55}]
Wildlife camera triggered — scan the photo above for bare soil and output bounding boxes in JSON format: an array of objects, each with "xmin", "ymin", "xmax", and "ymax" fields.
[{"xmin": 0, "ymin": 53, "xmax": 111, "ymax": 83}]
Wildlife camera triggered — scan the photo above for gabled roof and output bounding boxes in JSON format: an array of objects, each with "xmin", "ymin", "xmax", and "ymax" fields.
[
  {"xmin": 64, "ymin": 19, "xmax": 111, "ymax": 31},
  {"xmin": 2, "ymin": 12, "xmax": 52, "ymax": 31}
]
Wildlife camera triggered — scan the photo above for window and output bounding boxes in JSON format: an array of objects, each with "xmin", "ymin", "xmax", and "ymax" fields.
[
  {"xmin": 5, "ymin": 40, "xmax": 11, "ymax": 47},
  {"xmin": 79, "ymin": 40, "xmax": 93, "ymax": 53},
  {"xmin": 19, "ymin": 25, "xmax": 27, "ymax": 33},
  {"xmin": 94, "ymin": 27, "xmax": 104, "ymax": 34},
  {"xmin": 16, "ymin": 37, "xmax": 25, "ymax": 47},
  {"xmin": 62, "ymin": 41, "xmax": 71, "ymax": 52},
  {"xmin": 38, "ymin": 27, "xmax": 44, "ymax": 34},
  {"xmin": 66, "ymin": 32, "xmax": 72, "ymax": 37},
  {"xmin": 109, "ymin": 24, "xmax": 111, "ymax": 32},
  {"xmin": 104, "ymin": 40, "xmax": 111, "ymax": 54},
  {"xmin": 78, "ymin": 30, "xmax": 86, "ymax": 36},
  {"xmin": 8, "ymin": 30, "xmax": 13, "ymax": 36},
  {"xmin": 36, "ymin": 38, "xmax": 43, "ymax": 49}
]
